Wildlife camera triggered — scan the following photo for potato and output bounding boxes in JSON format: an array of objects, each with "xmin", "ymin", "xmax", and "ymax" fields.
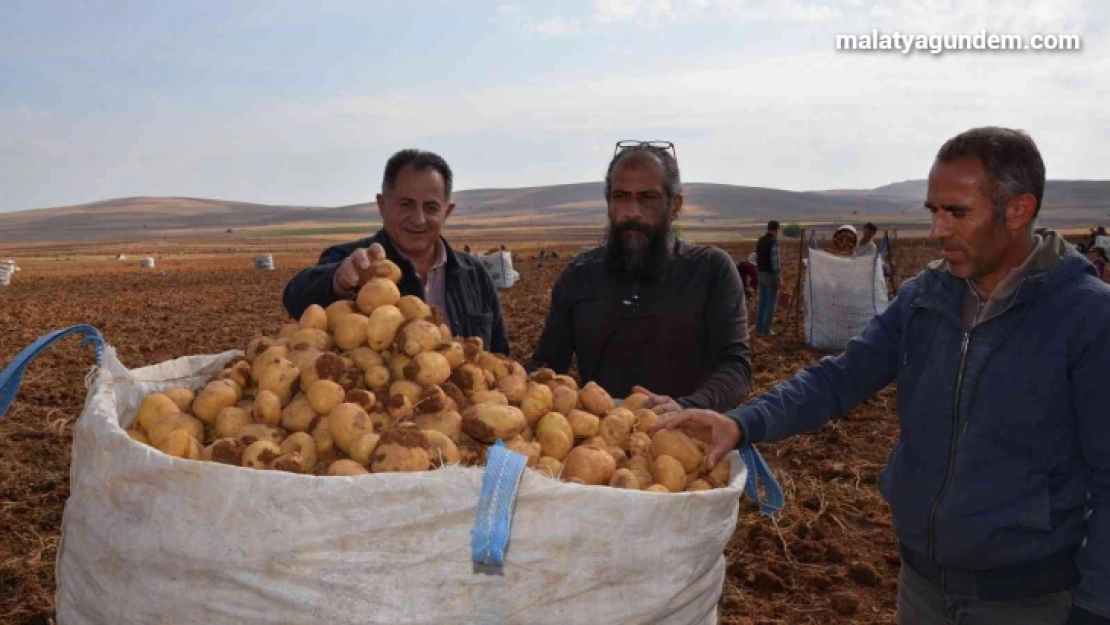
[
  {"xmin": 244, "ymin": 337, "xmax": 279, "ymax": 365},
  {"xmin": 306, "ymin": 379, "xmax": 346, "ymax": 415},
  {"xmin": 290, "ymin": 328, "xmax": 333, "ymax": 352},
  {"xmin": 146, "ymin": 413, "xmax": 204, "ymax": 449},
  {"xmin": 628, "ymin": 432, "xmax": 652, "ymax": 458},
  {"xmin": 357, "ymin": 278, "xmax": 401, "ymax": 315},
  {"xmin": 423, "ymin": 430, "xmax": 461, "ymax": 466},
  {"xmin": 349, "ymin": 432, "xmax": 383, "ymax": 466},
  {"xmin": 298, "ymin": 352, "xmax": 346, "ymax": 394},
  {"xmin": 435, "ymin": 341, "xmax": 466, "ymax": 369},
  {"xmin": 686, "ymin": 479, "xmax": 712, "ymax": 492},
  {"xmin": 607, "ymin": 407, "xmax": 636, "ymax": 430},
  {"xmin": 605, "ymin": 446, "xmax": 629, "ymax": 467},
  {"xmin": 364, "ymin": 365, "xmax": 391, "ymax": 392},
  {"xmin": 344, "ymin": 389, "xmax": 377, "ymax": 412},
  {"xmin": 311, "ymin": 418, "xmax": 337, "ymax": 463},
  {"xmin": 326, "ymin": 300, "xmax": 357, "ymax": 332},
  {"xmin": 497, "ymin": 374, "xmax": 527, "ymax": 404},
  {"xmin": 255, "ymin": 358, "xmax": 299, "ymax": 407},
  {"xmin": 214, "ymin": 407, "xmax": 253, "ymax": 440},
  {"xmin": 159, "ymin": 429, "xmax": 201, "ymax": 460},
  {"xmin": 707, "ymin": 458, "xmax": 732, "ymax": 487},
  {"xmin": 504, "ymin": 436, "xmax": 542, "ymax": 467},
  {"xmin": 626, "ymin": 453, "xmax": 653, "ymax": 474},
  {"xmin": 623, "ymin": 393, "xmax": 650, "ymax": 411},
  {"xmin": 202, "ymin": 438, "xmax": 248, "ymax": 465},
  {"xmin": 216, "ymin": 362, "xmax": 252, "ymax": 392},
  {"xmin": 127, "ymin": 429, "xmax": 150, "ymax": 445},
  {"xmin": 451, "ymin": 363, "xmax": 489, "ymax": 395},
  {"xmin": 631, "ymin": 468, "xmax": 654, "ymax": 488},
  {"xmin": 327, "ymin": 459, "xmax": 369, "ymax": 476},
  {"xmin": 457, "ymin": 442, "xmax": 487, "ymax": 466},
  {"xmin": 397, "ymin": 295, "xmax": 433, "ymax": 321},
  {"xmin": 534, "ymin": 457, "xmax": 563, "ymax": 479},
  {"xmin": 437, "ymin": 322, "xmax": 452, "ymax": 342},
  {"xmin": 367, "ymin": 305, "xmax": 406, "ymax": 351},
  {"xmin": 552, "ymin": 375, "xmax": 578, "ymax": 392},
  {"xmin": 236, "ymin": 423, "xmax": 287, "ymax": 445},
  {"xmin": 578, "ymin": 382, "xmax": 614, "ymax": 415},
  {"xmin": 328, "ymin": 403, "xmax": 374, "ymax": 454},
  {"xmin": 237, "ymin": 399, "xmax": 255, "ymax": 414},
  {"xmin": 162, "ymin": 387, "xmax": 196, "ymax": 413},
  {"xmin": 349, "ymin": 346, "xmax": 384, "ymax": 371},
  {"xmin": 462, "ymin": 404, "xmax": 525, "ymax": 444},
  {"xmin": 368, "ymin": 411, "xmax": 393, "ymax": 432},
  {"xmin": 509, "ymin": 362, "xmax": 527, "ymax": 379},
  {"xmin": 551, "ymin": 386, "xmax": 577, "ymax": 416},
  {"xmin": 287, "ymin": 345, "xmax": 322, "ymax": 375},
  {"xmin": 357, "ymin": 258, "xmax": 403, "ymax": 285},
  {"xmin": 251, "ymin": 390, "xmax": 282, "ymax": 426},
  {"xmin": 520, "ymin": 383, "xmax": 554, "ymax": 425},
  {"xmin": 334, "ymin": 313, "xmax": 370, "ymax": 351},
  {"xmin": 652, "ymin": 455, "xmax": 687, "ymax": 493},
  {"xmin": 537, "ymin": 428, "xmax": 573, "ymax": 461},
  {"xmin": 651, "ymin": 429, "xmax": 705, "ymax": 474},
  {"xmin": 562, "ymin": 446, "xmax": 617, "ymax": 486},
  {"xmin": 281, "ymin": 394, "xmax": 320, "ymax": 433},
  {"xmin": 395, "ymin": 319, "xmax": 441, "ymax": 357},
  {"xmin": 370, "ymin": 428, "xmax": 431, "ymax": 473},
  {"xmin": 462, "ymin": 337, "xmax": 484, "ymax": 364},
  {"xmin": 565, "ymin": 409, "xmax": 600, "ymax": 439},
  {"xmin": 470, "ymin": 390, "xmax": 508, "ymax": 406},
  {"xmin": 477, "ymin": 352, "xmax": 513, "ymax": 381},
  {"xmin": 279, "ymin": 432, "xmax": 319, "ymax": 470},
  {"xmin": 536, "ymin": 411, "xmax": 573, "ymax": 441},
  {"xmin": 411, "ymin": 409, "xmax": 462, "ymax": 442},
  {"xmin": 581, "ymin": 436, "xmax": 608, "ymax": 449},
  {"xmin": 530, "ymin": 367, "xmax": 556, "ymax": 386},
  {"xmin": 252, "ymin": 345, "xmax": 291, "ymax": 382},
  {"xmin": 299, "ymin": 303, "xmax": 329, "ymax": 332},
  {"xmin": 190, "ymin": 380, "xmax": 239, "ymax": 425},
  {"xmin": 242, "ymin": 440, "xmax": 283, "ymax": 469},
  {"xmin": 271, "ymin": 452, "xmax": 311, "ymax": 473},
  {"xmin": 278, "ymin": 323, "xmax": 299, "ymax": 340},
  {"xmin": 634, "ymin": 408, "xmax": 658, "ymax": 434},
  {"xmin": 399, "ymin": 352, "xmax": 448, "ymax": 387},
  {"xmin": 599, "ymin": 415, "xmax": 632, "ymax": 449},
  {"xmin": 644, "ymin": 484, "xmax": 670, "ymax": 493},
  {"xmin": 609, "ymin": 468, "xmax": 642, "ymax": 490},
  {"xmin": 520, "ymin": 423, "xmax": 535, "ymax": 442},
  {"xmin": 137, "ymin": 393, "xmax": 181, "ymax": 432}
]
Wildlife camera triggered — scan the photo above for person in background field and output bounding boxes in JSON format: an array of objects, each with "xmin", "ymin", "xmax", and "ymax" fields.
[
  {"xmin": 653, "ymin": 127, "xmax": 1110, "ymax": 625},
  {"xmin": 282, "ymin": 149, "xmax": 510, "ymax": 354},
  {"xmin": 1085, "ymin": 246, "xmax": 1108, "ymax": 281},
  {"xmin": 528, "ymin": 141, "xmax": 752, "ymax": 415},
  {"xmin": 754, "ymin": 220, "xmax": 782, "ymax": 335},
  {"xmin": 737, "ymin": 252, "xmax": 759, "ymax": 299},
  {"xmin": 856, "ymin": 222, "xmax": 879, "ymax": 257}
]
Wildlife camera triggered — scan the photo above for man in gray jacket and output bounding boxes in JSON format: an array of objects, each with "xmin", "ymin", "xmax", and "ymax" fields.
[{"xmin": 655, "ymin": 127, "xmax": 1110, "ymax": 624}]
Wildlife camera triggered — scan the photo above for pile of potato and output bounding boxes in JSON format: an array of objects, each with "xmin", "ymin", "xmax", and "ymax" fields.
[
  {"xmin": 127, "ymin": 258, "xmax": 730, "ymax": 492},
  {"xmin": 832, "ymin": 228, "xmax": 858, "ymax": 255}
]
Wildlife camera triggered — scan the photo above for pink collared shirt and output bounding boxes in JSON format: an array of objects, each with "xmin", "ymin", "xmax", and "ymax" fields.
[{"xmin": 398, "ymin": 239, "xmax": 450, "ymax": 325}]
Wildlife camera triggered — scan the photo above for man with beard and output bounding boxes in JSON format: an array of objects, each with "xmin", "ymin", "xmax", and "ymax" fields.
[
  {"xmin": 654, "ymin": 127, "xmax": 1110, "ymax": 624},
  {"xmin": 527, "ymin": 142, "xmax": 752, "ymax": 414}
]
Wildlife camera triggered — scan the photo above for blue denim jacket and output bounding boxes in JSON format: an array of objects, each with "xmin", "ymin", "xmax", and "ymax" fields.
[{"xmin": 728, "ymin": 249, "xmax": 1110, "ymax": 617}]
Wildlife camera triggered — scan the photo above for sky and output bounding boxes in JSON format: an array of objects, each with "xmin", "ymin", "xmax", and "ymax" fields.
[{"xmin": 1, "ymin": 0, "xmax": 1107, "ymax": 212}]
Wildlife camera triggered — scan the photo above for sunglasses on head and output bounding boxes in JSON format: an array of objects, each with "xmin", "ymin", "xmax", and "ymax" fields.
[{"xmin": 613, "ymin": 140, "xmax": 677, "ymax": 163}]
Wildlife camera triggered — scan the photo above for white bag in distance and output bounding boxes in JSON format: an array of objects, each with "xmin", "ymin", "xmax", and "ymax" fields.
[
  {"xmin": 476, "ymin": 251, "xmax": 520, "ymax": 289},
  {"xmin": 804, "ymin": 248, "xmax": 889, "ymax": 351},
  {"xmin": 57, "ymin": 347, "xmax": 746, "ymax": 625}
]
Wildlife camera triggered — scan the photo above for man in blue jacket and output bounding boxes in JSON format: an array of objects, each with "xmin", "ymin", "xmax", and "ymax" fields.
[
  {"xmin": 282, "ymin": 149, "xmax": 510, "ymax": 354},
  {"xmin": 655, "ymin": 127, "xmax": 1110, "ymax": 624}
]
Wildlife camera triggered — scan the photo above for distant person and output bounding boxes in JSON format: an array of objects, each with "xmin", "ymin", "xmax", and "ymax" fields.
[
  {"xmin": 528, "ymin": 141, "xmax": 751, "ymax": 413},
  {"xmin": 463, "ymin": 244, "xmax": 472, "ymax": 255},
  {"xmin": 655, "ymin": 127, "xmax": 1110, "ymax": 624},
  {"xmin": 754, "ymin": 221, "xmax": 782, "ymax": 335},
  {"xmin": 1086, "ymin": 246, "xmax": 1108, "ymax": 281},
  {"xmin": 282, "ymin": 149, "xmax": 510, "ymax": 354},
  {"xmin": 855, "ymin": 223, "xmax": 879, "ymax": 257},
  {"xmin": 737, "ymin": 252, "xmax": 759, "ymax": 298}
]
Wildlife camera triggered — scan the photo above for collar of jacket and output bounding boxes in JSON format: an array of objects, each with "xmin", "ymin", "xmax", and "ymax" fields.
[
  {"xmin": 369, "ymin": 229, "xmax": 473, "ymax": 280},
  {"xmin": 911, "ymin": 243, "xmax": 1091, "ymax": 329}
]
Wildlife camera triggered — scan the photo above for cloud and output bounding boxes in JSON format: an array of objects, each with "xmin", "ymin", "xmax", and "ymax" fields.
[
  {"xmin": 590, "ymin": 0, "xmax": 844, "ymax": 25},
  {"xmin": 526, "ymin": 15, "xmax": 581, "ymax": 36}
]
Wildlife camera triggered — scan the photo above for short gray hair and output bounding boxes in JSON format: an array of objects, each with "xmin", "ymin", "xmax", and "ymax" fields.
[
  {"xmin": 936, "ymin": 127, "xmax": 1045, "ymax": 225},
  {"xmin": 604, "ymin": 146, "xmax": 683, "ymax": 202}
]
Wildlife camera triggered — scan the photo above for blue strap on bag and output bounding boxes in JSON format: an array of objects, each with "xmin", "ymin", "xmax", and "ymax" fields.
[
  {"xmin": 470, "ymin": 441, "xmax": 529, "ymax": 569},
  {"xmin": 740, "ymin": 445, "xmax": 784, "ymax": 518},
  {"xmin": 0, "ymin": 325, "xmax": 104, "ymax": 419}
]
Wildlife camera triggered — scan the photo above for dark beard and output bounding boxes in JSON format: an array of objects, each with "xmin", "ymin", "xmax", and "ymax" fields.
[{"xmin": 603, "ymin": 220, "xmax": 674, "ymax": 284}]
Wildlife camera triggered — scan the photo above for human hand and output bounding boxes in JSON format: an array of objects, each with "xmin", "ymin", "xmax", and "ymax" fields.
[
  {"xmin": 631, "ymin": 385, "xmax": 683, "ymax": 417},
  {"xmin": 650, "ymin": 409, "xmax": 742, "ymax": 470},
  {"xmin": 334, "ymin": 243, "xmax": 387, "ymax": 294}
]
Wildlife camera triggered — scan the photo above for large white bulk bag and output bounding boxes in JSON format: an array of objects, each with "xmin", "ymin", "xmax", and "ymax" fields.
[
  {"xmin": 0, "ymin": 326, "xmax": 781, "ymax": 625},
  {"xmin": 804, "ymin": 247, "xmax": 889, "ymax": 351},
  {"xmin": 476, "ymin": 251, "xmax": 520, "ymax": 289},
  {"xmin": 0, "ymin": 265, "xmax": 11, "ymax": 287},
  {"xmin": 254, "ymin": 254, "xmax": 275, "ymax": 270},
  {"xmin": 139, "ymin": 257, "xmax": 155, "ymax": 268}
]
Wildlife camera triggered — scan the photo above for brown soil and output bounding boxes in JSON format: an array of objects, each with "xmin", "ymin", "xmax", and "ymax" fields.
[{"xmin": 0, "ymin": 238, "xmax": 941, "ymax": 624}]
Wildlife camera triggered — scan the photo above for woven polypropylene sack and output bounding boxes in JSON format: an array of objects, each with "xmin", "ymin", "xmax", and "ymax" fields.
[
  {"xmin": 56, "ymin": 346, "xmax": 746, "ymax": 625},
  {"xmin": 804, "ymin": 248, "xmax": 889, "ymax": 351},
  {"xmin": 475, "ymin": 251, "xmax": 520, "ymax": 289}
]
